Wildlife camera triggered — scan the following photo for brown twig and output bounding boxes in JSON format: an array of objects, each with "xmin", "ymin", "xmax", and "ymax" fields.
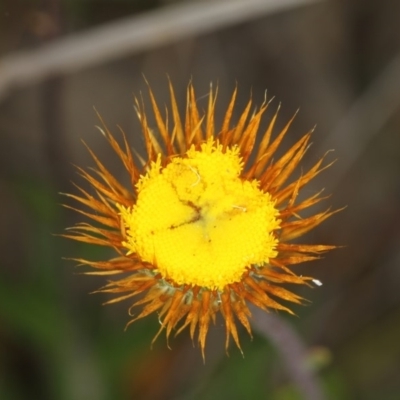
[{"xmin": 0, "ymin": 0, "xmax": 323, "ymax": 101}]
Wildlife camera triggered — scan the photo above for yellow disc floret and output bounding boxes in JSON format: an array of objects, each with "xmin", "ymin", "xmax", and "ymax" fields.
[{"xmin": 118, "ymin": 139, "xmax": 281, "ymax": 290}]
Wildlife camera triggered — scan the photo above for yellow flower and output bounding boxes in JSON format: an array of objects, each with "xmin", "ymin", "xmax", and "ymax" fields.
[{"xmin": 64, "ymin": 82, "xmax": 337, "ymax": 358}]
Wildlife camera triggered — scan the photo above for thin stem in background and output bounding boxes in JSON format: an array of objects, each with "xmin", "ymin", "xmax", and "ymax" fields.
[
  {"xmin": 250, "ymin": 306, "xmax": 326, "ymax": 400},
  {"xmin": 319, "ymin": 52, "xmax": 400, "ymax": 190}
]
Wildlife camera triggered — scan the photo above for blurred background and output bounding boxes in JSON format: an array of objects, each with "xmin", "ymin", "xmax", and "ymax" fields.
[{"xmin": 1, "ymin": 0, "xmax": 400, "ymax": 399}]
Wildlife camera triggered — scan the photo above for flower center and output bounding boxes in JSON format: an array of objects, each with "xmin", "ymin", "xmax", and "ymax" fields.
[{"xmin": 119, "ymin": 140, "xmax": 280, "ymax": 290}]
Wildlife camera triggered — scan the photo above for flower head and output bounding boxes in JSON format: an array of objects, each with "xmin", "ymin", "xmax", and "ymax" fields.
[{"xmin": 64, "ymin": 82, "xmax": 337, "ymax": 358}]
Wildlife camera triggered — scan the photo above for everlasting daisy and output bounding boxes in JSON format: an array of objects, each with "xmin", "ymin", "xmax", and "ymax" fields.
[{"xmin": 64, "ymin": 82, "xmax": 337, "ymax": 358}]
